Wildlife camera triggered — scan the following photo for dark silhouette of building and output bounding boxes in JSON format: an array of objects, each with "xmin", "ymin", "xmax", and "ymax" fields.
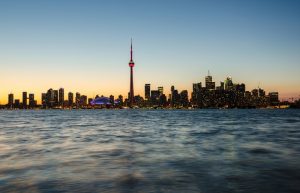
[
  {"xmin": 80, "ymin": 95, "xmax": 87, "ymax": 107},
  {"xmin": 14, "ymin": 99, "xmax": 20, "ymax": 109},
  {"xmin": 22, "ymin": 92, "xmax": 27, "ymax": 109},
  {"xmin": 29, "ymin": 93, "xmax": 35, "ymax": 108},
  {"xmin": 269, "ymin": 92, "xmax": 279, "ymax": 106},
  {"xmin": 225, "ymin": 77, "xmax": 233, "ymax": 90},
  {"xmin": 54, "ymin": 90, "xmax": 59, "ymax": 106},
  {"xmin": 145, "ymin": 84, "xmax": 151, "ymax": 101},
  {"xmin": 205, "ymin": 71, "xmax": 215, "ymax": 90},
  {"xmin": 46, "ymin": 89, "xmax": 55, "ymax": 108},
  {"xmin": 180, "ymin": 90, "xmax": 189, "ymax": 107},
  {"xmin": 8, "ymin": 93, "xmax": 14, "ymax": 109},
  {"xmin": 68, "ymin": 92, "xmax": 74, "ymax": 107},
  {"xmin": 109, "ymin": 95, "xmax": 115, "ymax": 105},
  {"xmin": 59, "ymin": 88, "xmax": 64, "ymax": 107},
  {"xmin": 75, "ymin": 92, "xmax": 80, "ymax": 108}
]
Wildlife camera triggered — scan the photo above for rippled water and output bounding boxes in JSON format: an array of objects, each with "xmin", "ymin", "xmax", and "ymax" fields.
[{"xmin": 0, "ymin": 109, "xmax": 300, "ymax": 193}]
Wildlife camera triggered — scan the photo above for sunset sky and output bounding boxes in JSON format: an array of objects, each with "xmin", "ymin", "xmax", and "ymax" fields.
[{"xmin": 0, "ymin": 0, "xmax": 299, "ymax": 104}]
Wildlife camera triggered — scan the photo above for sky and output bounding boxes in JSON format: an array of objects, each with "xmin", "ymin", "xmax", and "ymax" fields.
[{"xmin": 0, "ymin": 0, "xmax": 300, "ymax": 104}]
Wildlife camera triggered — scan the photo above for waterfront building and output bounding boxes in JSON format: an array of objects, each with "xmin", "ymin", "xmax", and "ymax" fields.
[
  {"xmin": 22, "ymin": 92, "xmax": 27, "ymax": 109},
  {"xmin": 41, "ymin": 93, "xmax": 47, "ymax": 108},
  {"xmin": 14, "ymin": 99, "xmax": 20, "ymax": 109},
  {"xmin": 269, "ymin": 92, "xmax": 279, "ymax": 106},
  {"xmin": 68, "ymin": 92, "xmax": 74, "ymax": 107},
  {"xmin": 59, "ymin": 88, "xmax": 64, "ymax": 106},
  {"xmin": 180, "ymin": 90, "xmax": 189, "ymax": 107},
  {"xmin": 225, "ymin": 77, "xmax": 233, "ymax": 90},
  {"xmin": 75, "ymin": 92, "xmax": 80, "ymax": 108},
  {"xmin": 158, "ymin": 86, "xmax": 164, "ymax": 96},
  {"xmin": 145, "ymin": 84, "xmax": 151, "ymax": 101},
  {"xmin": 54, "ymin": 90, "xmax": 59, "ymax": 106},
  {"xmin": 205, "ymin": 71, "xmax": 215, "ymax": 90},
  {"xmin": 8, "ymin": 93, "xmax": 14, "ymax": 109},
  {"xmin": 29, "ymin": 93, "xmax": 35, "ymax": 108}
]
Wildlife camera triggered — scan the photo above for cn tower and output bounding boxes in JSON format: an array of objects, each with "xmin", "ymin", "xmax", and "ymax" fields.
[{"xmin": 128, "ymin": 39, "xmax": 135, "ymax": 107}]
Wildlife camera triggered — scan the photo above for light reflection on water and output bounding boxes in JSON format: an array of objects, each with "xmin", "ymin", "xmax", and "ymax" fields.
[{"xmin": 0, "ymin": 109, "xmax": 300, "ymax": 193}]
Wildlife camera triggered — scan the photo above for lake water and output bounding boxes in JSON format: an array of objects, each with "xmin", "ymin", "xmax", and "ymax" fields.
[{"xmin": 0, "ymin": 109, "xmax": 300, "ymax": 193}]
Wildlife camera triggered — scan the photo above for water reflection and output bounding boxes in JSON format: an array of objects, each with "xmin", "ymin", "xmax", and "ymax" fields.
[{"xmin": 0, "ymin": 109, "xmax": 300, "ymax": 192}]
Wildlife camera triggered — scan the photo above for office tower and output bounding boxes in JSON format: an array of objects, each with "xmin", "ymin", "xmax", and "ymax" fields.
[
  {"xmin": 128, "ymin": 39, "xmax": 135, "ymax": 107},
  {"xmin": 220, "ymin": 82, "xmax": 225, "ymax": 90},
  {"xmin": 41, "ymin": 93, "xmax": 47, "ymax": 108},
  {"xmin": 8, "ymin": 93, "xmax": 14, "ymax": 108},
  {"xmin": 180, "ymin": 90, "xmax": 189, "ymax": 107},
  {"xmin": 145, "ymin": 84, "xmax": 151, "ymax": 100},
  {"xmin": 158, "ymin": 86, "xmax": 164, "ymax": 96},
  {"xmin": 259, "ymin": 88, "xmax": 265, "ymax": 97},
  {"xmin": 59, "ymin": 88, "xmax": 64, "ymax": 106},
  {"xmin": 54, "ymin": 90, "xmax": 59, "ymax": 106},
  {"xmin": 68, "ymin": 92, "xmax": 74, "ymax": 107},
  {"xmin": 151, "ymin": 90, "xmax": 160, "ymax": 105},
  {"xmin": 193, "ymin": 83, "xmax": 202, "ymax": 93},
  {"xmin": 192, "ymin": 83, "xmax": 201, "ymax": 103},
  {"xmin": 236, "ymin": 84, "xmax": 245, "ymax": 93},
  {"xmin": 75, "ymin": 92, "xmax": 80, "ymax": 107},
  {"xmin": 225, "ymin": 76, "xmax": 233, "ymax": 90},
  {"xmin": 88, "ymin": 98, "xmax": 93, "ymax": 105},
  {"xmin": 80, "ymin": 95, "xmax": 87, "ymax": 106},
  {"xmin": 269, "ymin": 92, "xmax": 279, "ymax": 106},
  {"xmin": 14, "ymin": 99, "xmax": 20, "ymax": 109},
  {"xmin": 46, "ymin": 89, "xmax": 55, "ymax": 108},
  {"xmin": 252, "ymin": 89, "xmax": 259, "ymax": 97},
  {"xmin": 118, "ymin": 95, "xmax": 123, "ymax": 105},
  {"xmin": 22, "ymin": 92, "xmax": 27, "ymax": 109},
  {"xmin": 205, "ymin": 71, "xmax": 215, "ymax": 90},
  {"xmin": 29, "ymin": 93, "xmax": 35, "ymax": 108}
]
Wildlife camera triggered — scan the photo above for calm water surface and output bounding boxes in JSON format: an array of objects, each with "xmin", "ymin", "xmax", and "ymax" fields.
[{"xmin": 0, "ymin": 109, "xmax": 300, "ymax": 193}]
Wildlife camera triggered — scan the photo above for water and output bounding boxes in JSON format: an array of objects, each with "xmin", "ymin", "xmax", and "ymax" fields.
[{"xmin": 0, "ymin": 109, "xmax": 300, "ymax": 193}]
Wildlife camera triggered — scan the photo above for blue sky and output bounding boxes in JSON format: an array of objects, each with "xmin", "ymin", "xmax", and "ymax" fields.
[{"xmin": 0, "ymin": 0, "xmax": 299, "ymax": 102}]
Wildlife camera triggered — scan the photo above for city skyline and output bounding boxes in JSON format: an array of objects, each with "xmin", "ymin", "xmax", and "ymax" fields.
[{"xmin": 1, "ymin": 0, "xmax": 300, "ymax": 104}]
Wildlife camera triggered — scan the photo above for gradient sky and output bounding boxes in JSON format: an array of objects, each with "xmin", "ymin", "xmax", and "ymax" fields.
[{"xmin": 0, "ymin": 0, "xmax": 300, "ymax": 104}]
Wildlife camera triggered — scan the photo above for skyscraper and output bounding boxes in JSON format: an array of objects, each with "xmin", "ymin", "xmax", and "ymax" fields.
[
  {"xmin": 225, "ymin": 77, "xmax": 233, "ymax": 90},
  {"xmin": 75, "ymin": 92, "xmax": 80, "ymax": 108},
  {"xmin": 41, "ymin": 93, "xmax": 47, "ymax": 108},
  {"xmin": 59, "ymin": 88, "xmax": 64, "ymax": 107},
  {"xmin": 54, "ymin": 90, "xmax": 59, "ymax": 106},
  {"xmin": 8, "ymin": 93, "xmax": 14, "ymax": 109},
  {"xmin": 158, "ymin": 86, "xmax": 164, "ymax": 96},
  {"xmin": 68, "ymin": 92, "xmax": 74, "ymax": 107},
  {"xmin": 22, "ymin": 92, "xmax": 27, "ymax": 109},
  {"xmin": 145, "ymin": 84, "xmax": 151, "ymax": 101},
  {"xmin": 205, "ymin": 71, "xmax": 215, "ymax": 90},
  {"xmin": 29, "ymin": 93, "xmax": 35, "ymax": 108},
  {"xmin": 128, "ymin": 39, "xmax": 135, "ymax": 107}
]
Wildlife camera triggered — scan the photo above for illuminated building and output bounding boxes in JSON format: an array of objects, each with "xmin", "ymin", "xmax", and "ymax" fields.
[
  {"xmin": 158, "ymin": 86, "xmax": 164, "ymax": 96},
  {"xmin": 225, "ymin": 77, "xmax": 233, "ymax": 90},
  {"xmin": 269, "ymin": 92, "xmax": 279, "ymax": 106}
]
